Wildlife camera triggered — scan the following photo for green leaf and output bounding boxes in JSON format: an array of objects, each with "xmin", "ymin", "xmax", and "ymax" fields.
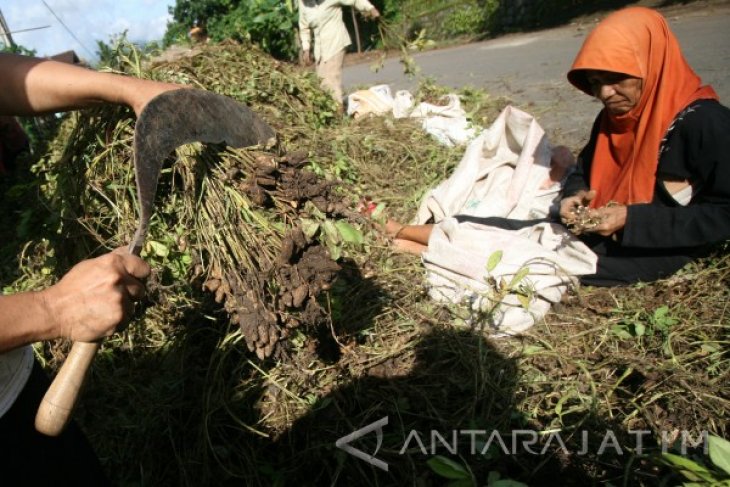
[
  {"xmin": 252, "ymin": 13, "xmax": 268, "ymax": 24},
  {"xmin": 326, "ymin": 242, "xmax": 342, "ymax": 261},
  {"xmin": 322, "ymin": 220, "xmax": 339, "ymax": 244},
  {"xmin": 662, "ymin": 453, "xmax": 713, "ymax": 481},
  {"xmin": 652, "ymin": 305, "xmax": 678, "ymax": 329},
  {"xmin": 486, "ymin": 250, "xmax": 503, "ymax": 273},
  {"xmin": 554, "ymin": 393, "xmax": 571, "ymax": 416},
  {"xmin": 334, "ymin": 221, "xmax": 364, "ymax": 245},
  {"xmin": 509, "ymin": 267, "xmax": 530, "ymax": 288},
  {"xmin": 522, "ymin": 345, "xmax": 543, "ymax": 356},
  {"xmin": 146, "ymin": 240, "xmax": 170, "ymax": 258},
  {"xmin": 426, "ymin": 456, "xmax": 470, "ymax": 480},
  {"xmin": 709, "ymin": 435, "xmax": 730, "ymax": 475},
  {"xmin": 301, "ymin": 219, "xmax": 320, "ymax": 239},
  {"xmin": 654, "ymin": 305, "xmax": 669, "ymax": 319},
  {"xmin": 633, "ymin": 322, "xmax": 646, "ymax": 337},
  {"xmin": 611, "ymin": 325, "xmax": 633, "ymax": 340},
  {"xmin": 516, "ymin": 293, "xmax": 531, "ymax": 310},
  {"xmin": 700, "ymin": 343, "xmax": 720, "ymax": 354},
  {"xmin": 370, "ymin": 202, "xmax": 387, "ymax": 221}
]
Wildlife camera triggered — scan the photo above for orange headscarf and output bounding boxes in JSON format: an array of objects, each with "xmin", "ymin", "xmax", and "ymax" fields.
[{"xmin": 567, "ymin": 7, "xmax": 718, "ymax": 208}]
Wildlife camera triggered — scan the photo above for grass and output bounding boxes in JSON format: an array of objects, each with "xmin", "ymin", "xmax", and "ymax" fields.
[{"xmin": 0, "ymin": 42, "xmax": 727, "ymax": 486}]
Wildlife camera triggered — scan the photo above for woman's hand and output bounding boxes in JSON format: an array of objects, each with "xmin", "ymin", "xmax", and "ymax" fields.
[
  {"xmin": 559, "ymin": 189, "xmax": 596, "ymax": 224},
  {"xmin": 561, "ymin": 190, "xmax": 627, "ymax": 237},
  {"xmin": 585, "ymin": 204, "xmax": 628, "ymax": 236}
]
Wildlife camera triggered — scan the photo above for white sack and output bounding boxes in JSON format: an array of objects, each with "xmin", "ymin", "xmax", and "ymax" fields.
[
  {"xmin": 415, "ymin": 106, "xmax": 597, "ymax": 334},
  {"xmin": 346, "ymin": 84, "xmax": 394, "ymax": 119}
]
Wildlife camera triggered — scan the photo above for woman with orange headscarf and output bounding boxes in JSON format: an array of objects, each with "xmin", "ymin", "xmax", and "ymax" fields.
[{"xmin": 559, "ymin": 6, "xmax": 730, "ymax": 285}]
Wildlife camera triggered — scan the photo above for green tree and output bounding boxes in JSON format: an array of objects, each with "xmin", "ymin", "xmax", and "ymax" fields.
[
  {"xmin": 1, "ymin": 43, "xmax": 36, "ymax": 56},
  {"xmin": 163, "ymin": 0, "xmax": 235, "ymax": 47},
  {"xmin": 163, "ymin": 0, "xmax": 297, "ymax": 60}
]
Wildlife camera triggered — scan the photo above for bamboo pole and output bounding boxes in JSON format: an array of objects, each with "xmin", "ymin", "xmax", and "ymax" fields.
[{"xmin": 351, "ymin": 7, "xmax": 361, "ymax": 53}]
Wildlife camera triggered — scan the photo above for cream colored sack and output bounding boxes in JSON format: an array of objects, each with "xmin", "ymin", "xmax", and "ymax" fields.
[{"xmin": 415, "ymin": 106, "xmax": 597, "ymax": 334}]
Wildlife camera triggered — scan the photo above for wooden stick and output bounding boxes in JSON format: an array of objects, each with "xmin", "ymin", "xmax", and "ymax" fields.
[
  {"xmin": 35, "ymin": 341, "xmax": 100, "ymax": 436},
  {"xmin": 351, "ymin": 7, "xmax": 361, "ymax": 53}
]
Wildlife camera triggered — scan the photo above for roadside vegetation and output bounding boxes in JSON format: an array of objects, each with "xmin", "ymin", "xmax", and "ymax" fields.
[{"xmin": 160, "ymin": 0, "xmax": 705, "ymax": 62}]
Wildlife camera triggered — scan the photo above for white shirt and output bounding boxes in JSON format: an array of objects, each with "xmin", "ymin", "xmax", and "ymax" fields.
[
  {"xmin": 298, "ymin": 0, "xmax": 375, "ymax": 63},
  {"xmin": 0, "ymin": 346, "xmax": 34, "ymax": 418}
]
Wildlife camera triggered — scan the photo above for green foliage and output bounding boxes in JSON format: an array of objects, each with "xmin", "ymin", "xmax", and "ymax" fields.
[
  {"xmin": 427, "ymin": 455, "xmax": 472, "ymax": 483},
  {"xmin": 164, "ymin": 0, "xmax": 297, "ymax": 60},
  {"xmin": 301, "ymin": 201, "xmax": 366, "ymax": 261},
  {"xmin": 709, "ymin": 435, "xmax": 730, "ymax": 477},
  {"xmin": 662, "ymin": 434, "xmax": 730, "ymax": 486},
  {"xmin": 1, "ymin": 43, "xmax": 36, "ymax": 56},
  {"xmin": 208, "ymin": 0, "xmax": 297, "ymax": 60},
  {"xmin": 309, "ymin": 149, "xmax": 358, "ymax": 183},
  {"xmin": 446, "ymin": 249, "xmax": 535, "ymax": 330},
  {"xmin": 95, "ymin": 32, "xmax": 162, "ymax": 72},
  {"xmin": 161, "ymin": 0, "xmax": 500, "ymax": 62},
  {"xmin": 167, "ymin": 0, "xmax": 236, "ymax": 32},
  {"xmin": 486, "ymin": 250, "xmax": 502, "ymax": 273},
  {"xmin": 443, "ymin": 5, "xmax": 486, "ymax": 37},
  {"xmin": 610, "ymin": 304, "xmax": 678, "ymax": 344},
  {"xmin": 426, "ymin": 457, "xmax": 528, "ymax": 487},
  {"xmin": 162, "ymin": 20, "xmax": 190, "ymax": 48},
  {"xmin": 389, "ymin": 0, "xmax": 494, "ymax": 41}
]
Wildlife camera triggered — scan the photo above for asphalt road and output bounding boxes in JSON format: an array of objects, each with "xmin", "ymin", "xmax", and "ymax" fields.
[{"xmin": 343, "ymin": 2, "xmax": 730, "ymax": 149}]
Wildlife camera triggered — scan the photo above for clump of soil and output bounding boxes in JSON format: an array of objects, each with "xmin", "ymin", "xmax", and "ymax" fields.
[
  {"xmin": 196, "ymin": 150, "xmax": 352, "ymax": 360},
  {"xmin": 232, "ymin": 151, "xmax": 347, "ymax": 216}
]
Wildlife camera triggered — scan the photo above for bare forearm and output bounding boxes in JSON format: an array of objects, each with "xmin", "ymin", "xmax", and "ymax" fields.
[
  {"xmin": 397, "ymin": 224, "xmax": 433, "ymax": 245},
  {"xmin": 0, "ymin": 53, "xmax": 181, "ymax": 117},
  {"xmin": 0, "ymin": 251, "xmax": 150, "ymax": 352},
  {"xmin": 0, "ymin": 291, "xmax": 57, "ymax": 352}
]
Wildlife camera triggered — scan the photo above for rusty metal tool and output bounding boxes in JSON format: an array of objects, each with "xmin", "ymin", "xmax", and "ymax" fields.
[{"xmin": 35, "ymin": 89, "xmax": 275, "ymax": 436}]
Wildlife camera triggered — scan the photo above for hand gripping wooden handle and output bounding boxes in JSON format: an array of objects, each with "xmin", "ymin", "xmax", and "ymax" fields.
[{"xmin": 35, "ymin": 341, "xmax": 100, "ymax": 436}]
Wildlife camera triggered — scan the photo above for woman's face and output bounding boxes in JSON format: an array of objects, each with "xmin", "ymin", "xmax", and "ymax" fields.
[{"xmin": 585, "ymin": 70, "xmax": 643, "ymax": 115}]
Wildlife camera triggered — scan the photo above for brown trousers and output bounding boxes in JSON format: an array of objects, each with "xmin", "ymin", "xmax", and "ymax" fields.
[{"xmin": 316, "ymin": 49, "xmax": 346, "ymax": 105}]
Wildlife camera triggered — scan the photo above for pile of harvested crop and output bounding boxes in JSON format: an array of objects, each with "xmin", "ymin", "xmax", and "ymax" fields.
[
  {"xmin": 190, "ymin": 149, "xmax": 348, "ymax": 359},
  {"xmin": 21, "ymin": 42, "xmax": 369, "ymax": 362},
  {"xmin": 146, "ymin": 41, "xmax": 340, "ymax": 131}
]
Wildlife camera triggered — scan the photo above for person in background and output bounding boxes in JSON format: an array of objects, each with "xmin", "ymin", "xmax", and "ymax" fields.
[
  {"xmin": 559, "ymin": 7, "xmax": 730, "ymax": 285},
  {"xmin": 298, "ymin": 0, "xmax": 380, "ymax": 106},
  {"xmin": 189, "ymin": 21, "xmax": 208, "ymax": 44},
  {"xmin": 0, "ymin": 52, "xmax": 183, "ymax": 484}
]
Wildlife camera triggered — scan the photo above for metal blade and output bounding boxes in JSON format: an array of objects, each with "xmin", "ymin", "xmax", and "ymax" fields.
[{"xmin": 129, "ymin": 89, "xmax": 276, "ymax": 255}]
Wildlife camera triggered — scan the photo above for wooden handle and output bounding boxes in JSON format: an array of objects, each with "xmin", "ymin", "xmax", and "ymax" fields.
[{"xmin": 35, "ymin": 341, "xmax": 100, "ymax": 436}]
